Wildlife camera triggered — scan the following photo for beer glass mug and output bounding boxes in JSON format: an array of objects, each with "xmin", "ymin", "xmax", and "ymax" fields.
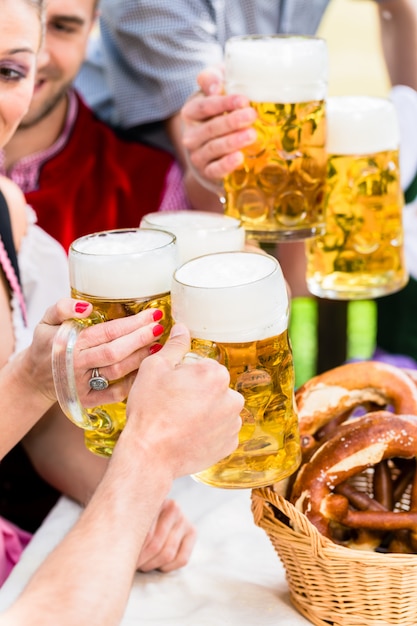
[
  {"xmin": 52, "ymin": 228, "xmax": 177, "ymax": 457},
  {"xmin": 140, "ymin": 210, "xmax": 245, "ymax": 264},
  {"xmin": 306, "ymin": 96, "xmax": 408, "ymax": 299},
  {"xmin": 223, "ymin": 35, "xmax": 328, "ymax": 242},
  {"xmin": 171, "ymin": 251, "xmax": 301, "ymax": 489}
]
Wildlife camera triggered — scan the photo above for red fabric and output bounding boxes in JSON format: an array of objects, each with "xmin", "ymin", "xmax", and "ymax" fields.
[{"xmin": 24, "ymin": 94, "xmax": 174, "ymax": 252}]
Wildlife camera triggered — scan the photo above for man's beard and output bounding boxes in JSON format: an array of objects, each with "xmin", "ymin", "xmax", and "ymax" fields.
[{"xmin": 18, "ymin": 86, "xmax": 69, "ymax": 130}]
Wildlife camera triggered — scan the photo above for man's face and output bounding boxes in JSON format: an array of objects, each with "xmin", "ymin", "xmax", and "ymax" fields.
[{"xmin": 19, "ymin": 0, "xmax": 96, "ymax": 128}]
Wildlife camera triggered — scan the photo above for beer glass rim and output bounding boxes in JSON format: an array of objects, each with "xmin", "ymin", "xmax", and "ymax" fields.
[
  {"xmin": 141, "ymin": 210, "xmax": 243, "ymax": 233},
  {"xmin": 173, "ymin": 250, "xmax": 280, "ymax": 290},
  {"xmin": 69, "ymin": 227, "xmax": 176, "ymax": 256}
]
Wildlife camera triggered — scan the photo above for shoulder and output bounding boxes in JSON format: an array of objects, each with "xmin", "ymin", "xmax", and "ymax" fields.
[{"xmin": 0, "ymin": 176, "xmax": 27, "ymax": 252}]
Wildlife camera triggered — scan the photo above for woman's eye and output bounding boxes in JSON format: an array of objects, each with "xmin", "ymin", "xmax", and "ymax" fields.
[{"xmin": 0, "ymin": 66, "xmax": 25, "ymax": 81}]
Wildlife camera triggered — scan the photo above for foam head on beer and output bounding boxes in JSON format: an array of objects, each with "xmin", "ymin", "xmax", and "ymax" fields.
[
  {"xmin": 222, "ymin": 35, "xmax": 328, "ymax": 242},
  {"xmin": 140, "ymin": 210, "xmax": 245, "ymax": 265},
  {"xmin": 171, "ymin": 251, "xmax": 289, "ymax": 343},
  {"xmin": 171, "ymin": 250, "xmax": 300, "ymax": 489},
  {"xmin": 327, "ymin": 96, "xmax": 400, "ymax": 155},
  {"xmin": 305, "ymin": 95, "xmax": 406, "ymax": 301},
  {"xmin": 224, "ymin": 35, "xmax": 328, "ymax": 103},
  {"xmin": 69, "ymin": 228, "xmax": 177, "ymax": 299}
]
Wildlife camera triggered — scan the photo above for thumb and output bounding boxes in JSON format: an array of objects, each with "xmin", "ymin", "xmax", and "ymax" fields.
[
  {"xmin": 197, "ymin": 66, "xmax": 224, "ymax": 95},
  {"xmin": 40, "ymin": 298, "xmax": 93, "ymax": 327},
  {"xmin": 159, "ymin": 323, "xmax": 191, "ymax": 365}
]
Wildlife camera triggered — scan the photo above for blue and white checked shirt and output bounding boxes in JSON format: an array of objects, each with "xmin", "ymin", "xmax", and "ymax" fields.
[{"xmin": 76, "ymin": 0, "xmax": 331, "ymax": 151}]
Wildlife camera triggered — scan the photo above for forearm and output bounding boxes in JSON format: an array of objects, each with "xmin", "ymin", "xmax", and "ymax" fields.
[
  {"xmin": 22, "ymin": 406, "xmax": 108, "ymax": 506},
  {"xmin": 0, "ymin": 350, "xmax": 54, "ymax": 459},
  {"xmin": 0, "ymin": 321, "xmax": 243, "ymax": 624},
  {"xmin": 0, "ymin": 443, "xmax": 172, "ymax": 626},
  {"xmin": 184, "ymin": 168, "xmax": 224, "ymax": 212},
  {"xmin": 377, "ymin": 0, "xmax": 417, "ymax": 89}
]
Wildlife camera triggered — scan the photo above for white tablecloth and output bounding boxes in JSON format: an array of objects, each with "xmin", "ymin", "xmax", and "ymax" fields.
[{"xmin": 0, "ymin": 476, "xmax": 311, "ymax": 625}]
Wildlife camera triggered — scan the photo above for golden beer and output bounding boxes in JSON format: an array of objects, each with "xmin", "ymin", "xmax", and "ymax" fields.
[
  {"xmin": 223, "ymin": 35, "xmax": 328, "ymax": 242},
  {"xmin": 71, "ymin": 289, "xmax": 172, "ymax": 457},
  {"xmin": 140, "ymin": 210, "xmax": 245, "ymax": 264},
  {"xmin": 306, "ymin": 96, "xmax": 408, "ymax": 299},
  {"xmin": 54, "ymin": 228, "xmax": 176, "ymax": 457},
  {"xmin": 171, "ymin": 251, "xmax": 301, "ymax": 489}
]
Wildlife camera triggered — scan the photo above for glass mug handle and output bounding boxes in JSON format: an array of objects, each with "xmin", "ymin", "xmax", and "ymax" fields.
[
  {"xmin": 52, "ymin": 319, "xmax": 113, "ymax": 432},
  {"xmin": 52, "ymin": 320, "xmax": 203, "ymax": 432}
]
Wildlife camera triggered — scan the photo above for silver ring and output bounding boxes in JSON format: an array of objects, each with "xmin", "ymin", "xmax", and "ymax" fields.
[{"xmin": 89, "ymin": 368, "xmax": 109, "ymax": 391}]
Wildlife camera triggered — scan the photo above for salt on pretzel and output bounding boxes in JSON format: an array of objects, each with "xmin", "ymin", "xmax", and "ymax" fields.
[
  {"xmin": 295, "ymin": 361, "xmax": 417, "ymax": 458},
  {"xmin": 290, "ymin": 412, "xmax": 417, "ymax": 547}
]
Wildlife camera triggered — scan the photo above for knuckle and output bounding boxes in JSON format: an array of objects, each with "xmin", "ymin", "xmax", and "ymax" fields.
[
  {"xmin": 145, "ymin": 535, "xmax": 164, "ymax": 556},
  {"xmin": 164, "ymin": 498, "xmax": 181, "ymax": 516},
  {"xmin": 205, "ymin": 160, "xmax": 227, "ymax": 181},
  {"xmin": 188, "ymin": 148, "xmax": 204, "ymax": 170},
  {"xmin": 205, "ymin": 135, "xmax": 224, "ymax": 159},
  {"xmin": 160, "ymin": 545, "xmax": 178, "ymax": 563},
  {"xmin": 98, "ymin": 342, "xmax": 116, "ymax": 365},
  {"xmin": 108, "ymin": 361, "xmax": 124, "ymax": 381},
  {"xmin": 171, "ymin": 554, "xmax": 190, "ymax": 570}
]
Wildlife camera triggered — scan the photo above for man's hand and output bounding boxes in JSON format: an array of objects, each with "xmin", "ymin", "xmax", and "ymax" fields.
[
  {"xmin": 124, "ymin": 323, "xmax": 243, "ymax": 480},
  {"xmin": 181, "ymin": 67, "xmax": 257, "ymax": 186},
  {"xmin": 136, "ymin": 499, "xmax": 196, "ymax": 572}
]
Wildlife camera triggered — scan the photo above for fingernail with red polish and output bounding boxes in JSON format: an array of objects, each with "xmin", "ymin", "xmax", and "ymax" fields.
[
  {"xmin": 152, "ymin": 324, "xmax": 164, "ymax": 337},
  {"xmin": 149, "ymin": 343, "xmax": 163, "ymax": 355},
  {"xmin": 75, "ymin": 301, "xmax": 90, "ymax": 313},
  {"xmin": 153, "ymin": 309, "xmax": 163, "ymax": 322}
]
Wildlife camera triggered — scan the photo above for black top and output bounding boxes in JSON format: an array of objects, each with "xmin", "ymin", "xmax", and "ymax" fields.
[
  {"xmin": 0, "ymin": 188, "xmax": 22, "ymax": 290},
  {"xmin": 0, "ymin": 188, "xmax": 60, "ymax": 532}
]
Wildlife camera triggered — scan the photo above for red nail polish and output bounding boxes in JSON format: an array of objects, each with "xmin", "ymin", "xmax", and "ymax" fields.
[
  {"xmin": 152, "ymin": 323, "xmax": 164, "ymax": 337},
  {"xmin": 153, "ymin": 309, "xmax": 163, "ymax": 321},
  {"xmin": 75, "ymin": 301, "xmax": 89, "ymax": 313},
  {"xmin": 149, "ymin": 343, "xmax": 163, "ymax": 355}
]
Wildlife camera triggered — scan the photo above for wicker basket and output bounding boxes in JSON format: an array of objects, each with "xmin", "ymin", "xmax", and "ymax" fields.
[{"xmin": 251, "ymin": 485, "xmax": 417, "ymax": 626}]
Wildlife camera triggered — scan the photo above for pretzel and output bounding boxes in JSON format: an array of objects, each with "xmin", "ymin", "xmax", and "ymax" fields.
[
  {"xmin": 295, "ymin": 362, "xmax": 417, "ymax": 459},
  {"xmin": 290, "ymin": 412, "xmax": 417, "ymax": 548},
  {"xmin": 403, "ymin": 367, "xmax": 417, "ymax": 388}
]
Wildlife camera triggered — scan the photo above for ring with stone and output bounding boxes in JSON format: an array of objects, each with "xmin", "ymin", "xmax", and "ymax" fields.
[{"xmin": 89, "ymin": 367, "xmax": 109, "ymax": 391}]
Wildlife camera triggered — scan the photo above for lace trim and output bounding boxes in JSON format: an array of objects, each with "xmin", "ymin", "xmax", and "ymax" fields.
[{"xmin": 0, "ymin": 235, "xmax": 27, "ymax": 326}]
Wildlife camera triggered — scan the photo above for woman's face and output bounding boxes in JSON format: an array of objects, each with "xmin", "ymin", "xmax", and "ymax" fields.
[{"xmin": 0, "ymin": 0, "xmax": 42, "ymax": 149}]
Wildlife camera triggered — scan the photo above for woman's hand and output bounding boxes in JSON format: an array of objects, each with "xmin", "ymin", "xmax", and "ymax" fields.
[{"xmin": 24, "ymin": 298, "xmax": 164, "ymax": 406}]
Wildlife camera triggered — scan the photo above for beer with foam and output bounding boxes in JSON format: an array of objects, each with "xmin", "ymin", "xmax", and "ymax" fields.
[
  {"xmin": 56, "ymin": 228, "xmax": 176, "ymax": 457},
  {"xmin": 171, "ymin": 251, "xmax": 301, "ymax": 488},
  {"xmin": 306, "ymin": 96, "xmax": 408, "ymax": 299},
  {"xmin": 223, "ymin": 35, "xmax": 328, "ymax": 242},
  {"xmin": 140, "ymin": 210, "xmax": 245, "ymax": 264}
]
